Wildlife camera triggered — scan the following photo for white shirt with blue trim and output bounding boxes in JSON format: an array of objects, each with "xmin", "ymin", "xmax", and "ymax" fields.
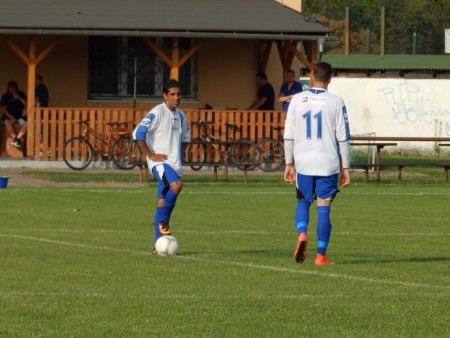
[
  {"xmin": 133, "ymin": 103, "xmax": 191, "ymax": 176},
  {"xmin": 284, "ymin": 88, "xmax": 350, "ymax": 176}
]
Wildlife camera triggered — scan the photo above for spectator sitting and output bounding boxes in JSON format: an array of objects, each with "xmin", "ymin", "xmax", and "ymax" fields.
[
  {"xmin": 279, "ymin": 69, "xmax": 303, "ymax": 111},
  {"xmin": 247, "ymin": 71, "xmax": 275, "ymax": 110},
  {"xmin": 1, "ymin": 81, "xmax": 27, "ymax": 148}
]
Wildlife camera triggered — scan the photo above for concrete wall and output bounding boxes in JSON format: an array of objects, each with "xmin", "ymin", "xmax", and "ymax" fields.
[{"xmin": 300, "ymin": 77, "xmax": 450, "ymax": 152}]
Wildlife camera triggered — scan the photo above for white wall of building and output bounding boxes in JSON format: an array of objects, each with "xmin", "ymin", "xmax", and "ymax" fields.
[{"xmin": 301, "ymin": 77, "xmax": 450, "ymax": 152}]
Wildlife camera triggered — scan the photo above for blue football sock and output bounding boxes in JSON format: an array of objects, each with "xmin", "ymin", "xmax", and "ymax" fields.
[
  {"xmin": 154, "ymin": 207, "xmax": 163, "ymax": 244},
  {"xmin": 316, "ymin": 206, "xmax": 332, "ymax": 255},
  {"xmin": 159, "ymin": 189, "xmax": 179, "ymax": 223},
  {"xmin": 295, "ymin": 200, "xmax": 311, "ymax": 235}
]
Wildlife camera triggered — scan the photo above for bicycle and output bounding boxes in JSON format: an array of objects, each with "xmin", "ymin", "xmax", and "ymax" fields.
[
  {"xmin": 256, "ymin": 126, "xmax": 285, "ymax": 172},
  {"xmin": 187, "ymin": 121, "xmax": 259, "ymax": 171},
  {"xmin": 63, "ymin": 120, "xmax": 141, "ymax": 170}
]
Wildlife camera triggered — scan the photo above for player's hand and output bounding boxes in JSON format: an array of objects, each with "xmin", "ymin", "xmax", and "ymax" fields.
[
  {"xmin": 284, "ymin": 164, "xmax": 296, "ymax": 184},
  {"xmin": 340, "ymin": 168, "xmax": 350, "ymax": 188},
  {"xmin": 148, "ymin": 153, "xmax": 167, "ymax": 162}
]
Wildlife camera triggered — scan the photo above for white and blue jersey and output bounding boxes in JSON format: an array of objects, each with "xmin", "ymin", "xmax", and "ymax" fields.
[
  {"xmin": 133, "ymin": 103, "xmax": 191, "ymax": 176},
  {"xmin": 284, "ymin": 88, "xmax": 350, "ymax": 176}
]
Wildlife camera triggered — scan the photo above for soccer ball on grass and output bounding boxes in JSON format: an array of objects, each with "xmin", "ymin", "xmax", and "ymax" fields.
[{"xmin": 155, "ymin": 235, "xmax": 179, "ymax": 256}]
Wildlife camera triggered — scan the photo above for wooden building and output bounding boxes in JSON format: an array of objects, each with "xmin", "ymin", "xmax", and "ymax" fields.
[{"xmin": 0, "ymin": 0, "xmax": 333, "ymax": 159}]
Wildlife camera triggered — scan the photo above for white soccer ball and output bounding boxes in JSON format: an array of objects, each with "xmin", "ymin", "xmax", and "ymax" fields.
[{"xmin": 155, "ymin": 235, "xmax": 179, "ymax": 256}]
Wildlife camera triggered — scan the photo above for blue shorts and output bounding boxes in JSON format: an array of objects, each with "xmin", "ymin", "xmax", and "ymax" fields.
[
  {"xmin": 296, "ymin": 173, "xmax": 339, "ymax": 203},
  {"xmin": 151, "ymin": 164, "xmax": 181, "ymax": 199}
]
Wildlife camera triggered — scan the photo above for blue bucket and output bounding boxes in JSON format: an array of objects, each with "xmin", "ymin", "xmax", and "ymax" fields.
[{"xmin": 0, "ymin": 176, "xmax": 9, "ymax": 189}]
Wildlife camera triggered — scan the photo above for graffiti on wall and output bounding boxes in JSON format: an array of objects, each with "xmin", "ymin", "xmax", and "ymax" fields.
[{"xmin": 377, "ymin": 80, "xmax": 449, "ymax": 135}]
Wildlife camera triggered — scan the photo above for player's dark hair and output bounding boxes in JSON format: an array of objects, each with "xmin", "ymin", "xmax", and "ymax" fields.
[
  {"xmin": 287, "ymin": 69, "xmax": 295, "ymax": 75},
  {"xmin": 36, "ymin": 74, "xmax": 43, "ymax": 81},
  {"xmin": 7, "ymin": 80, "xmax": 18, "ymax": 89},
  {"xmin": 313, "ymin": 62, "xmax": 333, "ymax": 83},
  {"xmin": 256, "ymin": 71, "xmax": 267, "ymax": 80},
  {"xmin": 163, "ymin": 79, "xmax": 181, "ymax": 94}
]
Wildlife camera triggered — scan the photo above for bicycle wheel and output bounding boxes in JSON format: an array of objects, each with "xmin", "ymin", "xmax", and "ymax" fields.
[
  {"xmin": 112, "ymin": 136, "xmax": 142, "ymax": 170},
  {"xmin": 187, "ymin": 138, "xmax": 206, "ymax": 171},
  {"xmin": 231, "ymin": 139, "xmax": 259, "ymax": 171},
  {"xmin": 257, "ymin": 138, "xmax": 284, "ymax": 172},
  {"xmin": 63, "ymin": 136, "xmax": 94, "ymax": 170}
]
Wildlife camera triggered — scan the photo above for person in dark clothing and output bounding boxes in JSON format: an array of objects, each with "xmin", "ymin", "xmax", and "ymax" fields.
[
  {"xmin": 1, "ymin": 81, "xmax": 27, "ymax": 148},
  {"xmin": 248, "ymin": 71, "xmax": 275, "ymax": 110},
  {"xmin": 35, "ymin": 74, "xmax": 49, "ymax": 107}
]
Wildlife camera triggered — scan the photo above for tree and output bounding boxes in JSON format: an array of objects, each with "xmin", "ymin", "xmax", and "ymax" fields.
[{"xmin": 303, "ymin": 0, "xmax": 450, "ymax": 54}]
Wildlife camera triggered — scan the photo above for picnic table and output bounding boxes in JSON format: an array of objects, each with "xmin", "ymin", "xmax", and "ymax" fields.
[{"xmin": 350, "ymin": 142, "xmax": 398, "ymax": 182}]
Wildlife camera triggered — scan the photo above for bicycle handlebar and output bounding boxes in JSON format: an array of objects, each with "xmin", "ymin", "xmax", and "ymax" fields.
[
  {"xmin": 75, "ymin": 119, "xmax": 90, "ymax": 125},
  {"xmin": 192, "ymin": 120, "xmax": 212, "ymax": 126},
  {"xmin": 104, "ymin": 120, "xmax": 135, "ymax": 126}
]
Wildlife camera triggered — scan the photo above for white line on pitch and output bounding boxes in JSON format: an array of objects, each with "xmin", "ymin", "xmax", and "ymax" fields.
[
  {"xmin": 1, "ymin": 233, "xmax": 448, "ymax": 291},
  {"xmin": 0, "ymin": 290, "xmax": 348, "ymax": 300},
  {"xmin": 180, "ymin": 256, "xmax": 450, "ymax": 290},
  {"xmin": 1, "ymin": 229, "xmax": 449, "ymax": 237},
  {"xmin": 0, "ymin": 233, "xmax": 150, "ymax": 256},
  {"xmin": 185, "ymin": 191, "xmax": 450, "ymax": 196},
  {"xmin": 7, "ymin": 187, "xmax": 450, "ymax": 196}
]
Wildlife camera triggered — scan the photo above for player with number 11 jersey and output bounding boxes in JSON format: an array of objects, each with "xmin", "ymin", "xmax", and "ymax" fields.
[
  {"xmin": 283, "ymin": 62, "xmax": 351, "ymax": 266},
  {"xmin": 284, "ymin": 86, "xmax": 350, "ymax": 176}
]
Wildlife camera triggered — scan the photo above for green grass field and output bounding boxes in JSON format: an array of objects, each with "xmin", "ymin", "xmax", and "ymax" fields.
[{"xmin": 1, "ymin": 178, "xmax": 449, "ymax": 337}]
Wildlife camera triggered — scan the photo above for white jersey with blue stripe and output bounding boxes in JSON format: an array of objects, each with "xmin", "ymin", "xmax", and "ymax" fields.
[
  {"xmin": 133, "ymin": 103, "xmax": 191, "ymax": 176},
  {"xmin": 284, "ymin": 88, "xmax": 350, "ymax": 176}
]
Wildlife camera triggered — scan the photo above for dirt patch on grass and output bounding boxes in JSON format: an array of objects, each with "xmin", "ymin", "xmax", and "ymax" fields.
[{"xmin": 0, "ymin": 168, "xmax": 143, "ymax": 187}]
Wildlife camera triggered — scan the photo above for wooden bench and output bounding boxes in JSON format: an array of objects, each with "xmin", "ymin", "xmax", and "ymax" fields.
[
  {"xmin": 436, "ymin": 164, "xmax": 450, "ymax": 183},
  {"xmin": 353, "ymin": 163, "xmax": 450, "ymax": 183},
  {"xmin": 352, "ymin": 163, "xmax": 410, "ymax": 183},
  {"xmin": 184, "ymin": 162, "xmax": 255, "ymax": 183},
  {"xmin": 134, "ymin": 161, "xmax": 254, "ymax": 184},
  {"xmin": 133, "ymin": 160, "xmax": 150, "ymax": 184}
]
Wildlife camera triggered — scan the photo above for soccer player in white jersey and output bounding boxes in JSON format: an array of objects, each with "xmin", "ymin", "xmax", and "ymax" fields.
[
  {"xmin": 133, "ymin": 80, "xmax": 191, "ymax": 251},
  {"xmin": 284, "ymin": 62, "xmax": 351, "ymax": 266}
]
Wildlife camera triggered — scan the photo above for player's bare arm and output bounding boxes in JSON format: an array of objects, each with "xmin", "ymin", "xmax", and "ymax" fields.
[
  {"xmin": 284, "ymin": 163, "xmax": 296, "ymax": 184},
  {"xmin": 340, "ymin": 168, "xmax": 350, "ymax": 188}
]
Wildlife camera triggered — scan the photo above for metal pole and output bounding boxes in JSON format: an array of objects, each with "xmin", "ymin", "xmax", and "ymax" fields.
[
  {"xmin": 412, "ymin": 32, "xmax": 417, "ymax": 55},
  {"xmin": 345, "ymin": 6, "xmax": 350, "ymax": 55},
  {"xmin": 380, "ymin": 6, "xmax": 385, "ymax": 55},
  {"xmin": 366, "ymin": 28, "xmax": 371, "ymax": 54},
  {"xmin": 133, "ymin": 56, "xmax": 137, "ymax": 111}
]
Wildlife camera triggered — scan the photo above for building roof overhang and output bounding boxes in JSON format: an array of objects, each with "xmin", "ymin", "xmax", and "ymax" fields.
[{"xmin": 0, "ymin": 0, "xmax": 334, "ymax": 41}]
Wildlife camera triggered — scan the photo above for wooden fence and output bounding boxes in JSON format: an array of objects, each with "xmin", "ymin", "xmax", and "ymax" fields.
[{"xmin": 30, "ymin": 108, "xmax": 286, "ymax": 160}]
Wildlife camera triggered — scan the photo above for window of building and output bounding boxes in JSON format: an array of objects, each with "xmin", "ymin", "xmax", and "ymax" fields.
[{"xmin": 88, "ymin": 37, "xmax": 196, "ymax": 100}]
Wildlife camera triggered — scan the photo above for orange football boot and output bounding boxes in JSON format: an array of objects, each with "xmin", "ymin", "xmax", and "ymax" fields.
[
  {"xmin": 158, "ymin": 221, "xmax": 171, "ymax": 236},
  {"xmin": 314, "ymin": 254, "xmax": 334, "ymax": 266},
  {"xmin": 294, "ymin": 233, "xmax": 308, "ymax": 263}
]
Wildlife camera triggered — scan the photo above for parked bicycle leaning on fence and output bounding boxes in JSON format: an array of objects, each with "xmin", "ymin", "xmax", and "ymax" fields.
[
  {"xmin": 187, "ymin": 120, "xmax": 259, "ymax": 171},
  {"xmin": 63, "ymin": 120, "xmax": 141, "ymax": 170},
  {"xmin": 257, "ymin": 125, "xmax": 285, "ymax": 172}
]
